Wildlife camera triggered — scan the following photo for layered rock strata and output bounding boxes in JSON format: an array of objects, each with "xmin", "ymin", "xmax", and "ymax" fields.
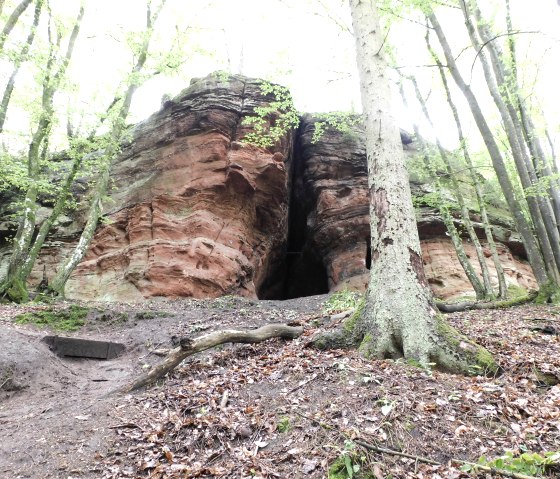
[
  {"xmin": 61, "ymin": 75, "xmax": 291, "ymax": 301},
  {"xmin": 0, "ymin": 74, "xmax": 537, "ymax": 301}
]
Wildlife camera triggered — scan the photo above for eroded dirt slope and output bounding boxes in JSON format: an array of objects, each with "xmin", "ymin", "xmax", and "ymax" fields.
[{"xmin": 0, "ymin": 296, "xmax": 559, "ymax": 478}]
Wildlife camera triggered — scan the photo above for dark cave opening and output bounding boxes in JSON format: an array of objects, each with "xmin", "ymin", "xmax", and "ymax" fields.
[{"xmin": 257, "ymin": 124, "xmax": 330, "ymax": 300}]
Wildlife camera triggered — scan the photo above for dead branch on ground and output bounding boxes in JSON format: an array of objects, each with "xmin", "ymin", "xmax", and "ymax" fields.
[{"xmin": 116, "ymin": 323, "xmax": 303, "ymax": 394}]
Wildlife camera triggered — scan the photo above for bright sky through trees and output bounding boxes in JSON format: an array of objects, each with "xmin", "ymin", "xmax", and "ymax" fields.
[{"xmin": 1, "ymin": 0, "xmax": 559, "ymax": 152}]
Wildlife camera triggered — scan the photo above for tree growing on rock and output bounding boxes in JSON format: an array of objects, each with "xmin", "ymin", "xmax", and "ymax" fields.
[{"xmin": 313, "ymin": 0, "xmax": 498, "ymax": 375}]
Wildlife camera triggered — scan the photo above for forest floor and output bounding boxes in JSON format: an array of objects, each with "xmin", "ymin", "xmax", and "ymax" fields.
[{"xmin": 0, "ymin": 294, "xmax": 559, "ymax": 479}]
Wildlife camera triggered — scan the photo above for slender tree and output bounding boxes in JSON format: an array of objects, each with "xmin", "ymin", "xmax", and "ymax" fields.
[
  {"xmin": 428, "ymin": 11, "xmax": 550, "ymax": 290},
  {"xmin": 0, "ymin": 0, "xmax": 33, "ymax": 52},
  {"xmin": 404, "ymin": 76, "xmax": 493, "ymax": 299},
  {"xmin": 460, "ymin": 0, "xmax": 560, "ymax": 283},
  {"xmin": 0, "ymin": 2, "xmax": 85, "ymax": 302},
  {"xmin": 313, "ymin": 0, "xmax": 497, "ymax": 375},
  {"xmin": 0, "ymin": 0, "xmax": 42, "ymax": 133},
  {"xmin": 49, "ymin": 0, "xmax": 168, "ymax": 295},
  {"xmin": 425, "ymin": 30, "xmax": 507, "ymax": 298}
]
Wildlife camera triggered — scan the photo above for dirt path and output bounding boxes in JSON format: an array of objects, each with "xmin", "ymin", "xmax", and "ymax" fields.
[
  {"xmin": 0, "ymin": 296, "xmax": 326, "ymax": 478},
  {"xmin": 1, "ymin": 296, "xmax": 559, "ymax": 478}
]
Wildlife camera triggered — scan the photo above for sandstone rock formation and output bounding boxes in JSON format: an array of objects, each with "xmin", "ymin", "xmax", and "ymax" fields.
[
  {"xmin": 0, "ymin": 73, "xmax": 537, "ymax": 301},
  {"xmin": 288, "ymin": 115, "xmax": 537, "ymax": 300}
]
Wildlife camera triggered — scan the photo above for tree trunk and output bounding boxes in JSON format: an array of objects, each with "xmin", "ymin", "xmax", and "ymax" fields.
[
  {"xmin": 18, "ymin": 155, "xmax": 83, "ymax": 282},
  {"xmin": 49, "ymin": 0, "xmax": 167, "ymax": 295},
  {"xmin": 398, "ymin": 79, "xmax": 487, "ymax": 299},
  {"xmin": 312, "ymin": 0, "xmax": 498, "ymax": 376},
  {"xmin": 409, "ymin": 76, "xmax": 493, "ymax": 298},
  {"xmin": 461, "ymin": 1, "xmax": 560, "ymax": 282},
  {"xmin": 0, "ymin": 0, "xmax": 42, "ymax": 133},
  {"xmin": 0, "ymin": 0, "xmax": 33, "ymax": 52},
  {"xmin": 426, "ymin": 34, "xmax": 507, "ymax": 298},
  {"xmin": 428, "ymin": 12, "xmax": 549, "ymax": 288},
  {"xmin": 0, "ymin": 3, "xmax": 84, "ymax": 302},
  {"xmin": 490, "ymin": 0, "xmax": 560, "ymax": 228}
]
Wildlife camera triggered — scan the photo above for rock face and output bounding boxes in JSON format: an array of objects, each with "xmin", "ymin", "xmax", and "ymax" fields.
[
  {"xmin": 0, "ymin": 73, "xmax": 537, "ymax": 301},
  {"xmin": 287, "ymin": 115, "xmax": 537, "ymax": 299},
  {"xmin": 28, "ymin": 74, "xmax": 291, "ymax": 301}
]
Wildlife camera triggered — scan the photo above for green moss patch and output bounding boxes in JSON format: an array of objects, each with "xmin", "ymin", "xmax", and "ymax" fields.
[{"xmin": 15, "ymin": 305, "xmax": 89, "ymax": 331}]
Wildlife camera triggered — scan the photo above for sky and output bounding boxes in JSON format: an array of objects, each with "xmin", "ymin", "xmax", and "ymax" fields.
[{"xmin": 1, "ymin": 0, "xmax": 560, "ymax": 154}]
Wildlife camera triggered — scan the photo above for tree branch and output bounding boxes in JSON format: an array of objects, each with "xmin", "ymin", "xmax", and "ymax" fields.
[
  {"xmin": 436, "ymin": 291, "xmax": 537, "ymax": 313},
  {"xmin": 116, "ymin": 323, "xmax": 304, "ymax": 394}
]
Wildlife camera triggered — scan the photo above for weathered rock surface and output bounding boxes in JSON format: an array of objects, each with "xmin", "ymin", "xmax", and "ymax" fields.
[
  {"xmin": 288, "ymin": 115, "xmax": 536, "ymax": 299},
  {"xmin": 0, "ymin": 73, "xmax": 536, "ymax": 301},
  {"xmin": 62, "ymin": 75, "xmax": 293, "ymax": 301}
]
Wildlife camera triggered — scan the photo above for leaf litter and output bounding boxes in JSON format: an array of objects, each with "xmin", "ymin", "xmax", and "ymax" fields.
[{"xmin": 1, "ymin": 297, "xmax": 559, "ymax": 478}]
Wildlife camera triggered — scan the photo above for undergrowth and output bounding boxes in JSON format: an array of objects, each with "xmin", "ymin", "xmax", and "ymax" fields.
[
  {"xmin": 15, "ymin": 304, "xmax": 89, "ymax": 331},
  {"xmin": 323, "ymin": 290, "xmax": 362, "ymax": 315}
]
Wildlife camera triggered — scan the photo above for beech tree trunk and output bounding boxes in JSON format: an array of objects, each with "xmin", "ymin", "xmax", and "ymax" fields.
[
  {"xmin": 312, "ymin": 0, "xmax": 498, "ymax": 375},
  {"xmin": 409, "ymin": 77, "xmax": 493, "ymax": 299},
  {"xmin": 0, "ymin": 3, "xmax": 84, "ymax": 302},
  {"xmin": 460, "ymin": 1, "xmax": 560, "ymax": 283},
  {"xmin": 0, "ymin": 0, "xmax": 42, "ymax": 133},
  {"xmin": 429, "ymin": 12, "xmax": 549, "ymax": 288},
  {"xmin": 427, "ymin": 35, "xmax": 507, "ymax": 298},
  {"xmin": 0, "ymin": 0, "xmax": 33, "ymax": 52},
  {"xmin": 398, "ymin": 79, "xmax": 487, "ymax": 299}
]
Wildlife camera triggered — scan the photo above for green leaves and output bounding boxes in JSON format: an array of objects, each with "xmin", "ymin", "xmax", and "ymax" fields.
[
  {"xmin": 322, "ymin": 289, "xmax": 362, "ymax": 315},
  {"xmin": 460, "ymin": 450, "xmax": 560, "ymax": 476},
  {"xmin": 241, "ymin": 80, "xmax": 300, "ymax": 148},
  {"xmin": 311, "ymin": 112, "xmax": 360, "ymax": 144}
]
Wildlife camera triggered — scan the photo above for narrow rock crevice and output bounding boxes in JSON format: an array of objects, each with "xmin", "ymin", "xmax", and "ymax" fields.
[{"xmin": 257, "ymin": 119, "xmax": 329, "ymax": 300}]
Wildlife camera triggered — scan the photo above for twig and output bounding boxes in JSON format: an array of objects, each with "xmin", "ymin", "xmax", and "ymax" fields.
[
  {"xmin": 219, "ymin": 390, "xmax": 229, "ymax": 409},
  {"xmin": 451, "ymin": 460, "xmax": 542, "ymax": 479},
  {"xmin": 354, "ymin": 439, "xmax": 440, "ymax": 465},
  {"xmin": 287, "ymin": 372, "xmax": 322, "ymax": 393}
]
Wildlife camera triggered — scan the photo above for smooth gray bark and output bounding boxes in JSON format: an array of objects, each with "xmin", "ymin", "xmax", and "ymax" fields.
[
  {"xmin": 399, "ymin": 79, "xmax": 486, "ymax": 299},
  {"xmin": 426, "ymin": 33, "xmax": 507, "ymax": 298},
  {"xmin": 409, "ymin": 76, "xmax": 493, "ymax": 298},
  {"xmin": 429, "ymin": 12, "xmax": 549, "ymax": 287},
  {"xmin": 0, "ymin": 3, "xmax": 84, "ymax": 301},
  {"xmin": 0, "ymin": 0, "xmax": 33, "ymax": 52},
  {"xmin": 50, "ymin": 0, "xmax": 167, "ymax": 295},
  {"xmin": 462, "ymin": 0, "xmax": 560, "ymax": 281},
  {"xmin": 0, "ymin": 0, "xmax": 42, "ymax": 133}
]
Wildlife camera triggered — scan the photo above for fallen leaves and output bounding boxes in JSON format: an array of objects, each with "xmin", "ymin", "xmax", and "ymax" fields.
[{"xmin": 92, "ymin": 301, "xmax": 560, "ymax": 478}]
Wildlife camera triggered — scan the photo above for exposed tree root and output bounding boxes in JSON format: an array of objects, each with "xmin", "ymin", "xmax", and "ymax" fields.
[
  {"xmin": 116, "ymin": 323, "xmax": 304, "ymax": 394},
  {"xmin": 310, "ymin": 300, "xmax": 500, "ymax": 376},
  {"xmin": 436, "ymin": 291, "xmax": 538, "ymax": 313}
]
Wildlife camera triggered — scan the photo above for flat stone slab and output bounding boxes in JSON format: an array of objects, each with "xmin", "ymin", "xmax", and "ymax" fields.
[{"xmin": 42, "ymin": 336, "xmax": 125, "ymax": 360}]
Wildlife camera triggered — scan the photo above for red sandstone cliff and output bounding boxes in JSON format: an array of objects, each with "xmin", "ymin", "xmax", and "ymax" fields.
[{"xmin": 0, "ymin": 74, "xmax": 537, "ymax": 301}]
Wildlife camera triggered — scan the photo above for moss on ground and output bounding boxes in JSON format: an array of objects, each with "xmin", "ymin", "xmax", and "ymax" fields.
[
  {"xmin": 15, "ymin": 304, "xmax": 89, "ymax": 331},
  {"xmin": 536, "ymin": 281, "xmax": 560, "ymax": 304}
]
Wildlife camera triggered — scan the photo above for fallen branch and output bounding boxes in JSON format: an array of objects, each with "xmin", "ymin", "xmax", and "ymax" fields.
[
  {"xmin": 436, "ymin": 291, "xmax": 537, "ymax": 313},
  {"xmin": 355, "ymin": 439, "xmax": 542, "ymax": 479},
  {"xmin": 354, "ymin": 439, "xmax": 440, "ymax": 465},
  {"xmin": 116, "ymin": 323, "xmax": 303, "ymax": 394}
]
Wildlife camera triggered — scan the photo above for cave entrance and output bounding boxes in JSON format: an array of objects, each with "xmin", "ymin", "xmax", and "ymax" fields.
[
  {"xmin": 257, "ymin": 126, "xmax": 330, "ymax": 300},
  {"xmin": 257, "ymin": 247, "xmax": 329, "ymax": 300},
  {"xmin": 282, "ymin": 250, "xmax": 329, "ymax": 299}
]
